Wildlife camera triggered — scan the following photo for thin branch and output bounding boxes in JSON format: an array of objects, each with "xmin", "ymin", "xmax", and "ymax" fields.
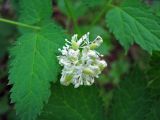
[
  {"xmin": 0, "ymin": 18, "xmax": 41, "ymax": 30},
  {"xmin": 64, "ymin": 0, "xmax": 80, "ymax": 34},
  {"xmin": 90, "ymin": 0, "xmax": 113, "ymax": 28}
]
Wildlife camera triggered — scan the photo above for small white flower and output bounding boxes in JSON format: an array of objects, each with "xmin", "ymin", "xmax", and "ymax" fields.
[{"xmin": 57, "ymin": 32, "xmax": 107, "ymax": 88}]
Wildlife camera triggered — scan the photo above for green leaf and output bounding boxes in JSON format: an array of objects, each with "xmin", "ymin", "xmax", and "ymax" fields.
[
  {"xmin": 38, "ymin": 84, "xmax": 105, "ymax": 120},
  {"xmin": 146, "ymin": 99, "xmax": 160, "ymax": 120},
  {"xmin": 145, "ymin": 52, "xmax": 160, "ymax": 120},
  {"xmin": 147, "ymin": 52, "xmax": 160, "ymax": 90},
  {"xmin": 58, "ymin": 0, "xmax": 87, "ymax": 19},
  {"xmin": 108, "ymin": 57, "xmax": 129, "ymax": 84},
  {"xmin": 109, "ymin": 68, "xmax": 149, "ymax": 120},
  {"xmin": 7, "ymin": 110, "xmax": 19, "ymax": 120},
  {"xmin": 9, "ymin": 23, "xmax": 65, "ymax": 120},
  {"xmin": 19, "ymin": 0, "xmax": 52, "ymax": 25},
  {"xmin": 9, "ymin": 0, "xmax": 66, "ymax": 119},
  {"xmin": 57, "ymin": 0, "xmax": 105, "ymax": 19},
  {"xmin": 81, "ymin": 0, "xmax": 105, "ymax": 8},
  {"xmin": 106, "ymin": 4, "xmax": 160, "ymax": 53},
  {"xmin": 99, "ymin": 88, "xmax": 113, "ymax": 113},
  {"xmin": 147, "ymin": 52, "xmax": 160, "ymax": 98}
]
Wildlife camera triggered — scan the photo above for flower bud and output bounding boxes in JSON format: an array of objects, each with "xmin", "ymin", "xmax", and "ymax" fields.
[
  {"xmin": 89, "ymin": 43, "xmax": 98, "ymax": 50},
  {"xmin": 88, "ymin": 50, "xmax": 98, "ymax": 59},
  {"xmin": 90, "ymin": 65, "xmax": 101, "ymax": 75},
  {"xmin": 83, "ymin": 68, "xmax": 94, "ymax": 75},
  {"xmin": 68, "ymin": 49, "xmax": 79, "ymax": 62},
  {"xmin": 97, "ymin": 60, "xmax": 107, "ymax": 71},
  {"xmin": 71, "ymin": 40, "xmax": 79, "ymax": 50},
  {"xmin": 60, "ymin": 74, "xmax": 73, "ymax": 86}
]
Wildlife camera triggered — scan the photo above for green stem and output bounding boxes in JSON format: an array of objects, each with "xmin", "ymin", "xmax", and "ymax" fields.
[
  {"xmin": 0, "ymin": 18, "xmax": 41, "ymax": 30},
  {"xmin": 90, "ymin": 0, "xmax": 113, "ymax": 28},
  {"xmin": 64, "ymin": 0, "xmax": 80, "ymax": 34}
]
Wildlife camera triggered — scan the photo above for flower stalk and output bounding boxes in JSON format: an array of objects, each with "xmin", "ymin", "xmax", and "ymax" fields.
[{"xmin": 0, "ymin": 18, "xmax": 40, "ymax": 30}]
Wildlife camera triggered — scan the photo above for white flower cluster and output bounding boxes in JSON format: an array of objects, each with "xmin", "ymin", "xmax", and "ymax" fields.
[{"xmin": 57, "ymin": 32, "xmax": 107, "ymax": 88}]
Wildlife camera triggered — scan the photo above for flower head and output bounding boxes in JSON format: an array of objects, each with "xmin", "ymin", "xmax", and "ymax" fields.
[{"xmin": 57, "ymin": 32, "xmax": 107, "ymax": 88}]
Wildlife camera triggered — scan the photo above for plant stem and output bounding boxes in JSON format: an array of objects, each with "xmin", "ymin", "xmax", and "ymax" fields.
[
  {"xmin": 64, "ymin": 0, "xmax": 80, "ymax": 34},
  {"xmin": 0, "ymin": 18, "xmax": 41, "ymax": 30},
  {"xmin": 90, "ymin": 0, "xmax": 113, "ymax": 28}
]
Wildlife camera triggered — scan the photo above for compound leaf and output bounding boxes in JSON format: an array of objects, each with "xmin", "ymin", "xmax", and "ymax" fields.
[
  {"xmin": 9, "ymin": 0, "xmax": 66, "ymax": 119},
  {"xmin": 146, "ymin": 52, "xmax": 160, "ymax": 120},
  {"xmin": 106, "ymin": 3, "xmax": 160, "ymax": 53},
  {"xmin": 147, "ymin": 52, "xmax": 160, "ymax": 90},
  {"xmin": 9, "ymin": 22, "xmax": 65, "ymax": 120},
  {"xmin": 109, "ymin": 68, "xmax": 149, "ymax": 120},
  {"xmin": 19, "ymin": 0, "xmax": 52, "ymax": 25},
  {"xmin": 145, "ymin": 100, "xmax": 160, "ymax": 120},
  {"xmin": 38, "ymin": 84, "xmax": 105, "ymax": 120}
]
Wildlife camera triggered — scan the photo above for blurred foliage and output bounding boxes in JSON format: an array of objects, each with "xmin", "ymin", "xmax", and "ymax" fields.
[
  {"xmin": 108, "ymin": 58, "xmax": 129, "ymax": 84},
  {"xmin": 0, "ymin": 0, "xmax": 2, "ymax": 4},
  {"xmin": 57, "ymin": 0, "xmax": 106, "ymax": 19},
  {"xmin": 145, "ymin": 52, "xmax": 160, "ymax": 120},
  {"xmin": 0, "ymin": 84, "xmax": 4, "ymax": 94},
  {"xmin": 150, "ymin": 0, "xmax": 160, "ymax": 16},
  {"xmin": 147, "ymin": 52, "xmax": 160, "ymax": 96},
  {"xmin": 0, "ymin": 95, "xmax": 9, "ymax": 115},
  {"xmin": 39, "ymin": 84, "xmax": 105, "ymax": 120},
  {"xmin": 100, "ymin": 89, "xmax": 113, "ymax": 113},
  {"xmin": 146, "ymin": 98, "xmax": 160, "ymax": 120},
  {"xmin": 0, "ymin": 0, "xmax": 160, "ymax": 120},
  {"xmin": 108, "ymin": 68, "xmax": 150, "ymax": 120},
  {"xmin": 57, "ymin": 0, "xmax": 87, "ymax": 19},
  {"xmin": 0, "ymin": 22, "xmax": 15, "ymax": 58},
  {"xmin": 10, "ymin": 0, "xmax": 20, "ymax": 14},
  {"xmin": 99, "ymin": 55, "xmax": 129, "ymax": 85},
  {"xmin": 79, "ymin": 25, "xmax": 113, "ymax": 55}
]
